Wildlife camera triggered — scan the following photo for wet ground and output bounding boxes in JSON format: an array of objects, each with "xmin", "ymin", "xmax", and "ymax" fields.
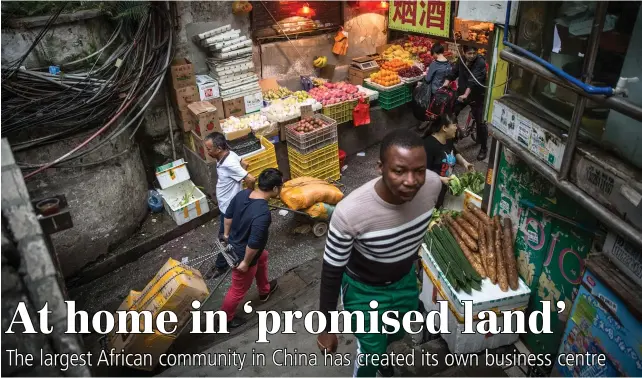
[{"xmin": 67, "ymin": 124, "xmax": 491, "ymax": 376}]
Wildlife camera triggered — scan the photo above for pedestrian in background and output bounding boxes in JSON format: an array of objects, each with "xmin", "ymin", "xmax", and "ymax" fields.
[
  {"xmin": 204, "ymin": 132, "xmax": 255, "ymax": 279},
  {"xmin": 219, "ymin": 168, "xmax": 283, "ymax": 328}
]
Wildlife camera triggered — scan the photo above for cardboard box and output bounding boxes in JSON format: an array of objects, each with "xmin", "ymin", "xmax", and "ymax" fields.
[
  {"xmin": 224, "ymin": 128, "xmax": 252, "ymax": 141},
  {"xmin": 188, "ymin": 101, "xmax": 222, "ymax": 139},
  {"xmin": 136, "ymin": 258, "xmax": 209, "ymax": 334},
  {"xmin": 208, "ymin": 97, "xmax": 225, "ymax": 120},
  {"xmin": 223, "ymin": 97, "xmax": 246, "ymax": 118},
  {"xmin": 348, "ymin": 66, "xmax": 379, "ymax": 85},
  {"xmin": 192, "ymin": 132, "xmax": 216, "ymax": 163},
  {"xmin": 172, "ymin": 85, "xmax": 200, "ymax": 112},
  {"xmin": 243, "ymin": 92, "xmax": 263, "ymax": 114},
  {"xmin": 175, "ymin": 108, "xmax": 195, "ymax": 132},
  {"xmin": 108, "ymin": 290, "xmax": 177, "ymax": 372},
  {"xmin": 169, "ymin": 58, "xmax": 196, "ymax": 90},
  {"xmin": 195, "ymin": 74, "xmax": 220, "ymax": 101}
]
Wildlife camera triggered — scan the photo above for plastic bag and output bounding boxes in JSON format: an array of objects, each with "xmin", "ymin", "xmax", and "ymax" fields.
[
  {"xmin": 413, "ymin": 81, "xmax": 432, "ymax": 109},
  {"xmin": 148, "ymin": 190, "xmax": 164, "ymax": 213},
  {"xmin": 304, "ymin": 203, "xmax": 336, "ymax": 221},
  {"xmin": 353, "ymin": 98, "xmax": 370, "ymax": 126},
  {"xmin": 281, "ymin": 177, "xmax": 344, "ymax": 210}
]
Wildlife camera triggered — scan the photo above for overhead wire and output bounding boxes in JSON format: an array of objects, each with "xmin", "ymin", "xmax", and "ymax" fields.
[{"xmin": 2, "ymin": 2, "xmax": 175, "ymax": 174}]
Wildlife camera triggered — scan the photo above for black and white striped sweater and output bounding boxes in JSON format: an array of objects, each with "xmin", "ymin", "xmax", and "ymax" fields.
[{"xmin": 319, "ymin": 173, "xmax": 442, "ymax": 318}]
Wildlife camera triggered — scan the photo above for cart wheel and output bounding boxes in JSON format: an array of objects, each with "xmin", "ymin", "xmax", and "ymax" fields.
[{"xmin": 312, "ymin": 222, "xmax": 328, "ymax": 237}]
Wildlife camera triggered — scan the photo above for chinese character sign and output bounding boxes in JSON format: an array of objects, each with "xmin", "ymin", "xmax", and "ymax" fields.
[{"xmin": 389, "ymin": 0, "xmax": 451, "ymax": 37}]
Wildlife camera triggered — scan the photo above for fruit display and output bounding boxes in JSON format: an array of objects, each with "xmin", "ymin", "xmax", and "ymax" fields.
[
  {"xmin": 418, "ymin": 52, "xmax": 433, "ymax": 67},
  {"xmin": 380, "ymin": 59, "xmax": 411, "ymax": 72},
  {"xmin": 262, "ymin": 97, "xmax": 319, "ymax": 120},
  {"xmin": 292, "ymin": 117, "xmax": 328, "ymax": 134},
  {"xmin": 263, "ymin": 86, "xmax": 293, "ymax": 101},
  {"xmin": 293, "ymin": 90, "xmax": 311, "ymax": 102},
  {"xmin": 313, "ymin": 55, "xmax": 328, "ymax": 68},
  {"xmin": 312, "ymin": 77, "xmax": 327, "ymax": 87},
  {"xmin": 398, "ymin": 66, "xmax": 424, "ymax": 78},
  {"xmin": 381, "ymin": 45, "xmax": 411, "ymax": 61},
  {"xmin": 222, "ymin": 113, "xmax": 271, "ymax": 133},
  {"xmin": 308, "ymin": 82, "xmax": 365, "ymax": 106},
  {"xmin": 369, "ymin": 69, "xmax": 401, "ymax": 87}
]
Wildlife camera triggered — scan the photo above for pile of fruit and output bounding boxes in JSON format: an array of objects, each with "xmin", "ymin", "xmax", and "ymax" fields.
[
  {"xmin": 381, "ymin": 59, "xmax": 411, "ymax": 72},
  {"xmin": 293, "ymin": 90, "xmax": 311, "ymax": 102},
  {"xmin": 398, "ymin": 66, "xmax": 424, "ymax": 78},
  {"xmin": 369, "ymin": 69, "xmax": 400, "ymax": 87},
  {"xmin": 418, "ymin": 52, "xmax": 433, "ymax": 67},
  {"xmin": 381, "ymin": 45, "xmax": 412, "ymax": 61},
  {"xmin": 308, "ymin": 82, "xmax": 365, "ymax": 106},
  {"xmin": 292, "ymin": 117, "xmax": 328, "ymax": 134},
  {"xmin": 222, "ymin": 113, "xmax": 271, "ymax": 133},
  {"xmin": 262, "ymin": 97, "xmax": 318, "ymax": 120},
  {"xmin": 263, "ymin": 87, "xmax": 293, "ymax": 101},
  {"xmin": 312, "ymin": 77, "xmax": 327, "ymax": 87}
]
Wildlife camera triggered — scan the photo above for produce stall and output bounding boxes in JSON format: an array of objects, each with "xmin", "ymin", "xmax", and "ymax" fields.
[{"xmin": 419, "ymin": 203, "xmax": 531, "ymax": 354}]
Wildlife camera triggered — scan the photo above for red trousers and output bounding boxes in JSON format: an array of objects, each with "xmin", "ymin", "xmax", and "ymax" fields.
[{"xmin": 220, "ymin": 250, "xmax": 270, "ymax": 321}]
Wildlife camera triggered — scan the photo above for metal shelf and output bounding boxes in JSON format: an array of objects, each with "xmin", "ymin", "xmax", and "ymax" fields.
[{"xmin": 490, "ymin": 126, "xmax": 642, "ymax": 250}]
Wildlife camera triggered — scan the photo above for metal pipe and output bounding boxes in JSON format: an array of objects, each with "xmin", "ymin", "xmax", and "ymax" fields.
[
  {"xmin": 559, "ymin": 2, "xmax": 608, "ymax": 180},
  {"xmin": 491, "ymin": 128, "xmax": 642, "ymax": 249},
  {"xmin": 503, "ymin": 1, "xmax": 613, "ymax": 96},
  {"xmin": 500, "ymin": 49, "xmax": 642, "ymax": 122}
]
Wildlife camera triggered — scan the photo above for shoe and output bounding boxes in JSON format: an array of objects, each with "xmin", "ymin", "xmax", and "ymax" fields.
[
  {"xmin": 477, "ymin": 148, "xmax": 488, "ymax": 161},
  {"xmin": 205, "ymin": 266, "xmax": 229, "ymax": 280},
  {"xmin": 259, "ymin": 280, "xmax": 279, "ymax": 302},
  {"xmin": 377, "ymin": 365, "xmax": 394, "ymax": 377},
  {"xmin": 228, "ymin": 317, "xmax": 247, "ymax": 329}
]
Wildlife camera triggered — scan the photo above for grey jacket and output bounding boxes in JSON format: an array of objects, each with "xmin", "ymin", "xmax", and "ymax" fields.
[{"xmin": 425, "ymin": 60, "xmax": 452, "ymax": 98}]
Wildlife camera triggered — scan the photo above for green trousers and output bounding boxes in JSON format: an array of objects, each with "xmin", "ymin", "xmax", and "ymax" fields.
[{"xmin": 340, "ymin": 267, "xmax": 419, "ymax": 377}]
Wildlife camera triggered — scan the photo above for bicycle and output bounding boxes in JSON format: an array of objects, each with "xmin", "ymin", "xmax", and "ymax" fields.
[{"xmin": 455, "ymin": 98, "xmax": 478, "ymax": 143}]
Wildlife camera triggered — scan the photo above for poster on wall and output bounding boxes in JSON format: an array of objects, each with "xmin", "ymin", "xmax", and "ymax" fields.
[{"xmin": 388, "ymin": 0, "xmax": 452, "ymax": 38}]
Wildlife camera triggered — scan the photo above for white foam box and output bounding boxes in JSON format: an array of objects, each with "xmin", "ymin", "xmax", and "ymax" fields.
[
  {"xmin": 442, "ymin": 189, "xmax": 482, "ymax": 212},
  {"xmin": 155, "ymin": 159, "xmax": 190, "ymax": 190},
  {"xmin": 419, "ymin": 244, "xmax": 531, "ymax": 354},
  {"xmin": 158, "ymin": 180, "xmax": 210, "ymax": 226},
  {"xmin": 419, "ymin": 243, "xmax": 531, "ymax": 316},
  {"xmin": 195, "ymin": 75, "xmax": 220, "ymax": 101}
]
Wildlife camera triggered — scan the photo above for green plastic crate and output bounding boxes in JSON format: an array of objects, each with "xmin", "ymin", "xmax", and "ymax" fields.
[{"xmin": 365, "ymin": 83, "xmax": 411, "ymax": 110}]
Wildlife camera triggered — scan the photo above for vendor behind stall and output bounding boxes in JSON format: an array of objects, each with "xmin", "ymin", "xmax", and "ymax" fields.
[
  {"xmin": 423, "ymin": 113, "xmax": 474, "ymax": 208},
  {"xmin": 443, "ymin": 45, "xmax": 488, "ymax": 161}
]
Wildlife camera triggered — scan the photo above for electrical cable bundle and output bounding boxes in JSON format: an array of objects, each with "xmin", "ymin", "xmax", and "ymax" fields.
[{"xmin": 0, "ymin": 2, "xmax": 174, "ymax": 178}]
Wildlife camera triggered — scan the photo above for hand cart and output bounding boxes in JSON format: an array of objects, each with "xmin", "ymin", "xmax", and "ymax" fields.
[{"xmin": 268, "ymin": 179, "xmax": 345, "ymax": 238}]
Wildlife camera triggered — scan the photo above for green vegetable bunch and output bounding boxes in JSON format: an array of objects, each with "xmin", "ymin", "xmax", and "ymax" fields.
[{"xmin": 448, "ymin": 171, "xmax": 485, "ymax": 196}]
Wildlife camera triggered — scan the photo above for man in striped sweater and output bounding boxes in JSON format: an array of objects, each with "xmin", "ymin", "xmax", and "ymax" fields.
[{"xmin": 317, "ymin": 130, "xmax": 442, "ymax": 377}]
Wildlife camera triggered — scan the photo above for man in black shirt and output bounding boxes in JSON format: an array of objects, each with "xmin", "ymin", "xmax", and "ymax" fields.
[{"xmin": 443, "ymin": 45, "xmax": 489, "ymax": 161}]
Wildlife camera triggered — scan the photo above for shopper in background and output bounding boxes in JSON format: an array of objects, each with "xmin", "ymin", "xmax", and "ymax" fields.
[
  {"xmin": 423, "ymin": 43, "xmax": 452, "ymax": 105},
  {"xmin": 443, "ymin": 45, "xmax": 489, "ymax": 161},
  {"xmin": 220, "ymin": 168, "xmax": 283, "ymax": 328},
  {"xmin": 316, "ymin": 130, "xmax": 442, "ymax": 377},
  {"xmin": 204, "ymin": 132, "xmax": 256, "ymax": 279},
  {"xmin": 423, "ymin": 113, "xmax": 474, "ymax": 209}
]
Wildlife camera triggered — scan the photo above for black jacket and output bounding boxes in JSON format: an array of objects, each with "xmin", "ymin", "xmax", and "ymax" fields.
[{"xmin": 448, "ymin": 55, "xmax": 487, "ymax": 99}]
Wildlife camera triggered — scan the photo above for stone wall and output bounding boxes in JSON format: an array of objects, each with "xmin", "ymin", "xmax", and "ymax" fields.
[{"xmin": 1, "ymin": 139, "xmax": 90, "ymax": 376}]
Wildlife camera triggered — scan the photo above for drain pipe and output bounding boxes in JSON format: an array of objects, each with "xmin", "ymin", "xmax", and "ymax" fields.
[{"xmin": 503, "ymin": 1, "xmax": 614, "ymax": 96}]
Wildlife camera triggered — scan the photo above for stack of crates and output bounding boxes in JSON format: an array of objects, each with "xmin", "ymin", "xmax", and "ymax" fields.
[
  {"xmin": 364, "ymin": 83, "xmax": 411, "ymax": 111},
  {"xmin": 242, "ymin": 136, "xmax": 278, "ymax": 188},
  {"xmin": 285, "ymin": 114, "xmax": 340, "ymax": 181}
]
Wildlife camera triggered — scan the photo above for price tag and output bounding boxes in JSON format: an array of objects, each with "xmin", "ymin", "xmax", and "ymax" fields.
[{"xmin": 300, "ymin": 105, "xmax": 313, "ymax": 118}]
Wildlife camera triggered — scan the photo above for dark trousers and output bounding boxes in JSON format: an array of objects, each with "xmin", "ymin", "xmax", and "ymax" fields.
[
  {"xmin": 454, "ymin": 95, "xmax": 488, "ymax": 150},
  {"xmin": 215, "ymin": 213, "xmax": 227, "ymax": 269}
]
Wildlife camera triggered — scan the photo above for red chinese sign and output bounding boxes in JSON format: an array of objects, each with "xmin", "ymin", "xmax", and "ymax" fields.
[{"xmin": 389, "ymin": 0, "xmax": 451, "ymax": 37}]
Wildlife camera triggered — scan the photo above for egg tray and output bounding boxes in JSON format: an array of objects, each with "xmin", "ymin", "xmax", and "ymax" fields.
[{"xmin": 229, "ymin": 133, "xmax": 262, "ymax": 156}]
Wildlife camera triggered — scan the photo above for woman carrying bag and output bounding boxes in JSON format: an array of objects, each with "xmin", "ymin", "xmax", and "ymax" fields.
[{"xmin": 413, "ymin": 43, "xmax": 452, "ymax": 120}]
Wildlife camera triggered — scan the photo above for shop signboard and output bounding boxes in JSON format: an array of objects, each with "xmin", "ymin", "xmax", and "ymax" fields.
[
  {"xmin": 554, "ymin": 259, "xmax": 642, "ymax": 377},
  {"xmin": 490, "ymin": 148, "xmax": 598, "ymax": 356},
  {"xmin": 388, "ymin": 0, "xmax": 451, "ymax": 38}
]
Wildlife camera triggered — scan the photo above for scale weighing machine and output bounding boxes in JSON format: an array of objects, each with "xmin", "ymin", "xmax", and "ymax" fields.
[{"xmin": 348, "ymin": 54, "xmax": 380, "ymax": 85}]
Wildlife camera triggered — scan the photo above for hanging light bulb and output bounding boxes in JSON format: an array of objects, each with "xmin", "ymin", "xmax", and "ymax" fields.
[
  {"xmin": 380, "ymin": 1, "xmax": 389, "ymax": 9},
  {"xmin": 297, "ymin": 3, "xmax": 316, "ymax": 18}
]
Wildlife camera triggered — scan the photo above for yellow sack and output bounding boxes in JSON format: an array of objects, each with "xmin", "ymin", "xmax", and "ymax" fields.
[
  {"xmin": 304, "ymin": 203, "xmax": 336, "ymax": 221},
  {"xmin": 281, "ymin": 177, "xmax": 343, "ymax": 210}
]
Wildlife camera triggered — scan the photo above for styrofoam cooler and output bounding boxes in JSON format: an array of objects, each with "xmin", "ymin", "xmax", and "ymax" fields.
[
  {"xmin": 419, "ymin": 243, "xmax": 531, "ymax": 354},
  {"xmin": 155, "ymin": 159, "xmax": 210, "ymax": 225},
  {"xmin": 157, "ymin": 181, "xmax": 210, "ymax": 226}
]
